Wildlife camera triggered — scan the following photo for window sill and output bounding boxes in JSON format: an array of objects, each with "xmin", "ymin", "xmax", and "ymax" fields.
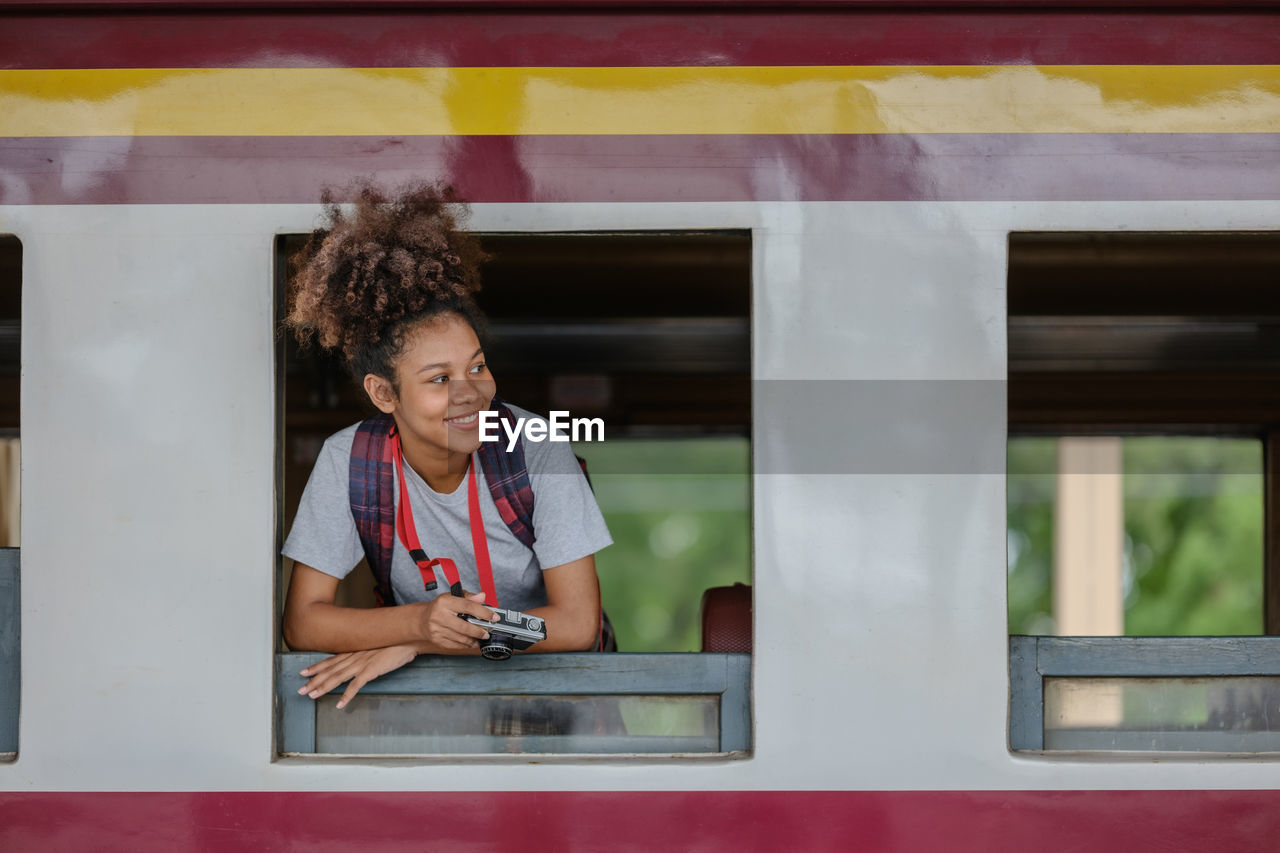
[{"xmin": 276, "ymin": 651, "xmax": 751, "ymax": 759}]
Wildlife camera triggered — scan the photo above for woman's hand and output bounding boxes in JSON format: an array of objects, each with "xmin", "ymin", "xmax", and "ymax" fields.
[
  {"xmin": 416, "ymin": 590, "xmax": 499, "ymax": 649},
  {"xmin": 297, "ymin": 644, "xmax": 419, "ymax": 709}
]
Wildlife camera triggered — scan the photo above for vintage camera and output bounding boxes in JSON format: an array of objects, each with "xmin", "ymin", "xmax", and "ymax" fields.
[{"xmin": 463, "ymin": 606, "xmax": 547, "ymax": 660}]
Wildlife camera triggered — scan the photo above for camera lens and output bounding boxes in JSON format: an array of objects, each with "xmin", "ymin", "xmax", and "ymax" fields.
[{"xmin": 481, "ymin": 631, "xmax": 513, "ymax": 661}]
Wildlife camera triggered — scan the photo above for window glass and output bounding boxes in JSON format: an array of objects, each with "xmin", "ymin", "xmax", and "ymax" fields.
[
  {"xmin": 1044, "ymin": 675, "xmax": 1280, "ymax": 751},
  {"xmin": 315, "ymin": 693, "xmax": 720, "ymax": 755}
]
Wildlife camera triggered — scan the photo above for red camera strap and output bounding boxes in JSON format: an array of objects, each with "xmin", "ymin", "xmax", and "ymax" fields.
[{"xmin": 390, "ymin": 428, "xmax": 498, "ymax": 606}]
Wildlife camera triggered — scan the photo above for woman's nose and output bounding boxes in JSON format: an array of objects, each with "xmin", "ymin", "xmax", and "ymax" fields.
[{"xmin": 453, "ymin": 374, "xmax": 490, "ymax": 404}]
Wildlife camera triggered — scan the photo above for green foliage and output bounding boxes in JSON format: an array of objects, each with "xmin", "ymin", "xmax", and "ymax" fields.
[
  {"xmin": 576, "ymin": 438, "xmax": 751, "ymax": 652},
  {"xmin": 1007, "ymin": 437, "xmax": 1263, "ymax": 637},
  {"xmin": 1120, "ymin": 438, "xmax": 1262, "ymax": 635},
  {"xmin": 1007, "ymin": 438, "xmax": 1057, "ymax": 635}
]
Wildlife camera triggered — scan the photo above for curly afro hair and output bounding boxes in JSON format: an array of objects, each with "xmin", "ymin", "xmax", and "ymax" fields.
[{"xmin": 285, "ymin": 181, "xmax": 489, "ymax": 386}]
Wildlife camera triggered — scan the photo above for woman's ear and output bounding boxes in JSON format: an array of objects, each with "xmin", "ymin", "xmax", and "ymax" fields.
[{"xmin": 363, "ymin": 374, "xmax": 398, "ymax": 414}]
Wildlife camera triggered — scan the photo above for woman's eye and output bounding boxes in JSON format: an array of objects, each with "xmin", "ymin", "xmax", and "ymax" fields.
[
  {"xmin": 470, "ymin": 362, "xmax": 487, "ymax": 375},
  {"xmin": 429, "ymin": 375, "xmax": 448, "ymax": 384}
]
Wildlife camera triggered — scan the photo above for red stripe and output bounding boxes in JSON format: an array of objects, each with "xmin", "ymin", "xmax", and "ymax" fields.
[
  {"xmin": 1, "ymin": 11, "xmax": 1278, "ymax": 68},
  {"xmin": 3, "ymin": 790, "xmax": 1280, "ymax": 851},
  {"xmin": 4, "ymin": 134, "xmax": 1279, "ymax": 205}
]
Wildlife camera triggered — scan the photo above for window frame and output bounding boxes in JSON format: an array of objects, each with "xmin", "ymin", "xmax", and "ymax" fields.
[
  {"xmin": 1009, "ymin": 635, "xmax": 1280, "ymax": 752},
  {"xmin": 1007, "ymin": 231, "xmax": 1280, "ymax": 754},
  {"xmin": 276, "ymin": 651, "xmax": 751, "ymax": 758},
  {"xmin": 0, "ymin": 548, "xmax": 17, "ymax": 760},
  {"xmin": 272, "ymin": 228, "xmax": 755, "ymax": 758}
]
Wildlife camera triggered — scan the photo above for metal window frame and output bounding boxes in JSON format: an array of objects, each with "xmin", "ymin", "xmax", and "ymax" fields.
[
  {"xmin": 0, "ymin": 548, "xmax": 18, "ymax": 759},
  {"xmin": 276, "ymin": 651, "xmax": 751, "ymax": 757},
  {"xmin": 1009, "ymin": 635, "xmax": 1280, "ymax": 751}
]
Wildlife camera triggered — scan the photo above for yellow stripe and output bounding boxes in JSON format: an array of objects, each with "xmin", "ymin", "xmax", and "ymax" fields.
[{"xmin": 3, "ymin": 65, "xmax": 1279, "ymax": 136}]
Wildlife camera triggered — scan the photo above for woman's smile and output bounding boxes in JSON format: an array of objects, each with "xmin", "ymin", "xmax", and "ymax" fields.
[{"xmin": 445, "ymin": 410, "xmax": 482, "ymax": 430}]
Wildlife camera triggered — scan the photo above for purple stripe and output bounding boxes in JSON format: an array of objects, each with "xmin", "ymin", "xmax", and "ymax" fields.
[{"xmin": 3, "ymin": 134, "xmax": 1280, "ymax": 204}]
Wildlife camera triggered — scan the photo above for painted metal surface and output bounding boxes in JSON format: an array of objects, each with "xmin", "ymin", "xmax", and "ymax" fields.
[
  {"xmin": 5, "ymin": 65, "xmax": 1279, "ymax": 137},
  {"xmin": 6, "ymin": 133, "xmax": 1280, "ymax": 205},
  {"xmin": 1009, "ymin": 636, "xmax": 1280, "ymax": 750},
  {"xmin": 0, "ymin": 549, "xmax": 16, "ymax": 756},
  {"xmin": 3, "ymin": 200, "xmax": 1280, "ymax": 797},
  {"xmin": 1, "ymin": 8, "xmax": 1280, "ymax": 848},
  {"xmin": 4, "ymin": 10, "xmax": 1280, "ymax": 68},
  {"xmin": 6, "ymin": 790, "xmax": 1280, "ymax": 851},
  {"xmin": 10, "ymin": 0, "xmax": 1280, "ymax": 8},
  {"xmin": 2, "ymin": 11, "xmax": 1276, "ymax": 208}
]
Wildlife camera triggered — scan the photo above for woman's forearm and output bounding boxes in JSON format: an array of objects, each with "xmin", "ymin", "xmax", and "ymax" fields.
[
  {"xmin": 283, "ymin": 567, "xmax": 500, "ymax": 654},
  {"xmin": 523, "ymin": 600, "xmax": 600, "ymax": 653},
  {"xmin": 518, "ymin": 556, "xmax": 604, "ymax": 653},
  {"xmin": 284, "ymin": 599, "xmax": 435, "ymax": 653}
]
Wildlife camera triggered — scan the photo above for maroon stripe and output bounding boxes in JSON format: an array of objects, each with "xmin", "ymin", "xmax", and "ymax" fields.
[
  {"xmin": 10, "ymin": 0, "xmax": 1280, "ymax": 8},
  {"xmin": 3, "ymin": 790, "xmax": 1280, "ymax": 852},
  {"xmin": 3, "ymin": 134, "xmax": 1279, "ymax": 205},
  {"xmin": 1, "ymin": 10, "xmax": 1278, "ymax": 69}
]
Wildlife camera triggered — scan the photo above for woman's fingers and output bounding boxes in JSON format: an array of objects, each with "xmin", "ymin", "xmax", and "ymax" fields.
[
  {"xmin": 299, "ymin": 652, "xmax": 369, "ymax": 697},
  {"xmin": 297, "ymin": 646, "xmax": 421, "ymax": 707},
  {"xmin": 423, "ymin": 594, "xmax": 497, "ymax": 644},
  {"xmin": 428, "ymin": 617, "xmax": 484, "ymax": 648},
  {"xmin": 334, "ymin": 646, "xmax": 418, "ymax": 709},
  {"xmin": 336, "ymin": 675, "xmax": 372, "ymax": 710}
]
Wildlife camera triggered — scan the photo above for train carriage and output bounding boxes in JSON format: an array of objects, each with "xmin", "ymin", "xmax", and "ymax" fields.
[{"xmin": 3, "ymin": 1, "xmax": 1280, "ymax": 849}]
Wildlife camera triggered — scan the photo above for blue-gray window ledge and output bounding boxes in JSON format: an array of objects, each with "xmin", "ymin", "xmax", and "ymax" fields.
[
  {"xmin": 0, "ymin": 548, "xmax": 17, "ymax": 759},
  {"xmin": 276, "ymin": 651, "xmax": 751, "ymax": 757},
  {"xmin": 1010, "ymin": 635, "xmax": 1280, "ymax": 753}
]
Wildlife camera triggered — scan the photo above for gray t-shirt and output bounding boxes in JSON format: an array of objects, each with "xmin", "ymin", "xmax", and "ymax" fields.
[{"xmin": 283, "ymin": 405, "xmax": 611, "ymax": 612}]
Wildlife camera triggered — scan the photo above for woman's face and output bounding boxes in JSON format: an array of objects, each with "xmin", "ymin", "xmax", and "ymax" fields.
[{"xmin": 381, "ymin": 313, "xmax": 496, "ymax": 469}]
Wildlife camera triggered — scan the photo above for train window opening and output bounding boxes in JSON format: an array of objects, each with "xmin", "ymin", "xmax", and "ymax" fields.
[
  {"xmin": 1007, "ymin": 231, "xmax": 1280, "ymax": 752},
  {"xmin": 275, "ymin": 229, "xmax": 752, "ymax": 756},
  {"xmin": 0, "ymin": 235, "xmax": 20, "ymax": 762}
]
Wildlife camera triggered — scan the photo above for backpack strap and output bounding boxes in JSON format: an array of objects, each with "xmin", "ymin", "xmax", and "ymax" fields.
[
  {"xmin": 348, "ymin": 412, "xmax": 397, "ymax": 607},
  {"xmin": 476, "ymin": 399, "xmax": 537, "ymax": 549}
]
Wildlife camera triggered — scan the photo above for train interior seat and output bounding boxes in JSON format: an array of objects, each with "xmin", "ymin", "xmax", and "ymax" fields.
[{"xmin": 700, "ymin": 583, "xmax": 752, "ymax": 652}]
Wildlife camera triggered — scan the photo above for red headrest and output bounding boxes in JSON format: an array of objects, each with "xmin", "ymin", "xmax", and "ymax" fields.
[{"xmin": 699, "ymin": 583, "xmax": 752, "ymax": 653}]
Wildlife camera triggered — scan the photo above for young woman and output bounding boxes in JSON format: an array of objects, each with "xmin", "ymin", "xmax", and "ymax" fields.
[{"xmin": 281, "ymin": 184, "xmax": 611, "ymax": 709}]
